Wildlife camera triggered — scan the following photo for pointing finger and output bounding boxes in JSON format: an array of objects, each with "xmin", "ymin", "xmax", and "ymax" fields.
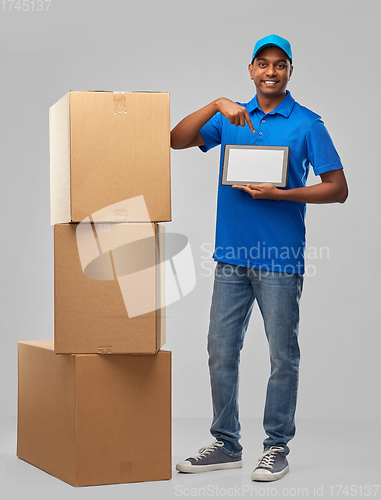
[{"xmin": 245, "ymin": 110, "xmax": 255, "ymax": 133}]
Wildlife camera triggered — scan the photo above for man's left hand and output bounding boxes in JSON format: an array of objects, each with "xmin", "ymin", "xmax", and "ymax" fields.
[{"xmin": 232, "ymin": 183, "xmax": 281, "ymax": 200}]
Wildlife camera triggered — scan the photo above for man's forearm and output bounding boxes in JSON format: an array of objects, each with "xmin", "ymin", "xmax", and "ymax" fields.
[
  {"xmin": 277, "ymin": 181, "xmax": 348, "ymax": 204},
  {"xmin": 170, "ymin": 100, "xmax": 219, "ymax": 149}
]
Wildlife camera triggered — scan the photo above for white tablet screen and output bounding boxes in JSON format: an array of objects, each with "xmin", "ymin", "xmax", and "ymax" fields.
[{"xmin": 226, "ymin": 148, "xmax": 284, "ymax": 184}]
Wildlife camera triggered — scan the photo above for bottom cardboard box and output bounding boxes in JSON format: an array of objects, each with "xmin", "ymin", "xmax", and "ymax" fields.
[{"xmin": 17, "ymin": 340, "xmax": 171, "ymax": 487}]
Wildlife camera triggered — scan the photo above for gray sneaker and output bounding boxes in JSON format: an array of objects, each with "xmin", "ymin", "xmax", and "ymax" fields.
[
  {"xmin": 176, "ymin": 440, "xmax": 242, "ymax": 473},
  {"xmin": 251, "ymin": 446, "xmax": 289, "ymax": 481}
]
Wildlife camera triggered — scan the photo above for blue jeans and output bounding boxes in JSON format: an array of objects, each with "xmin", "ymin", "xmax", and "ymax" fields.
[{"xmin": 208, "ymin": 262, "xmax": 303, "ymax": 457}]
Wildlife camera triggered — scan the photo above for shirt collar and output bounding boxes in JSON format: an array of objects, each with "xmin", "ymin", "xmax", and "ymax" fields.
[{"xmin": 247, "ymin": 90, "xmax": 295, "ymax": 117}]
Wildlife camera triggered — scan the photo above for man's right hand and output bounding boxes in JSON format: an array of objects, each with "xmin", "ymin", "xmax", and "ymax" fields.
[{"xmin": 216, "ymin": 98, "xmax": 255, "ymax": 133}]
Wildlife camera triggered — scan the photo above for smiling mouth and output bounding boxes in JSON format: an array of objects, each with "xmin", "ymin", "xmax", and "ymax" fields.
[{"xmin": 263, "ymin": 80, "xmax": 279, "ymax": 85}]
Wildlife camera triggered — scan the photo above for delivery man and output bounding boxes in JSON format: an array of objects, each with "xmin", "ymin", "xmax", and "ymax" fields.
[{"xmin": 171, "ymin": 34, "xmax": 348, "ymax": 481}]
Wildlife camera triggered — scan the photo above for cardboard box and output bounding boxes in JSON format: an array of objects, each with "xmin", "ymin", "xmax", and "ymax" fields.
[
  {"xmin": 17, "ymin": 340, "xmax": 172, "ymax": 487},
  {"xmin": 49, "ymin": 91, "xmax": 171, "ymax": 225},
  {"xmin": 54, "ymin": 222, "xmax": 166, "ymax": 354}
]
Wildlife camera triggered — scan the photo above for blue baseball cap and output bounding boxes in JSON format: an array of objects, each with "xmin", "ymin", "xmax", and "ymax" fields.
[{"xmin": 251, "ymin": 34, "xmax": 292, "ymax": 64}]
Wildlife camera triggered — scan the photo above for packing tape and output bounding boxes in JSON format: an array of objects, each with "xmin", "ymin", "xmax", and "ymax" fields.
[
  {"xmin": 91, "ymin": 195, "xmax": 151, "ymax": 223},
  {"xmin": 113, "ymin": 91, "xmax": 127, "ymax": 114},
  {"xmin": 98, "ymin": 346, "xmax": 112, "ymax": 354}
]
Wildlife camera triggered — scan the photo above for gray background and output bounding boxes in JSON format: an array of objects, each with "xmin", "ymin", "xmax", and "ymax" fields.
[{"xmin": 0, "ymin": 0, "xmax": 380, "ymax": 497}]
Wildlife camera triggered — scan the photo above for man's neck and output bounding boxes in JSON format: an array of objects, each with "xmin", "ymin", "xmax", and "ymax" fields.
[{"xmin": 257, "ymin": 91, "xmax": 288, "ymax": 114}]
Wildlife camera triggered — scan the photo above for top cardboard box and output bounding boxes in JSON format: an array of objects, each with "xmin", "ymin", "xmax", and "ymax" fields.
[{"xmin": 49, "ymin": 91, "xmax": 171, "ymax": 224}]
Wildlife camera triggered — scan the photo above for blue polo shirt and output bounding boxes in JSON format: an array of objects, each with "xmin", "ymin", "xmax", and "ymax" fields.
[{"xmin": 199, "ymin": 91, "xmax": 343, "ymax": 274}]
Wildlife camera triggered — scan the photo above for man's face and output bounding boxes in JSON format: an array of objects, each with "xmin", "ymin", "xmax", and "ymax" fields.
[{"xmin": 248, "ymin": 46, "xmax": 293, "ymax": 98}]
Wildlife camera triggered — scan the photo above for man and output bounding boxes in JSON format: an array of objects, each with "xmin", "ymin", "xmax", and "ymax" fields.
[{"xmin": 171, "ymin": 34, "xmax": 348, "ymax": 482}]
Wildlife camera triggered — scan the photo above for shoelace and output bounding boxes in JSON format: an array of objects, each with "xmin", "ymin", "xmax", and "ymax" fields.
[
  {"xmin": 190, "ymin": 440, "xmax": 224, "ymax": 462},
  {"xmin": 256, "ymin": 446, "xmax": 285, "ymax": 470}
]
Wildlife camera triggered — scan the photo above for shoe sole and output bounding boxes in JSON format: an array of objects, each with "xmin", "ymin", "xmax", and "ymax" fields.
[
  {"xmin": 176, "ymin": 461, "xmax": 243, "ymax": 473},
  {"xmin": 251, "ymin": 465, "xmax": 289, "ymax": 481}
]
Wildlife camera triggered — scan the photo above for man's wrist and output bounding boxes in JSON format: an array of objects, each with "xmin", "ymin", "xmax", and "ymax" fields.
[
  {"xmin": 274, "ymin": 187, "xmax": 286, "ymax": 201},
  {"xmin": 213, "ymin": 98, "xmax": 225, "ymax": 113}
]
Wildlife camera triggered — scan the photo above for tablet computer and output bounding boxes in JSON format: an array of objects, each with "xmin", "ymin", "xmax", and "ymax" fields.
[{"xmin": 221, "ymin": 145, "xmax": 289, "ymax": 188}]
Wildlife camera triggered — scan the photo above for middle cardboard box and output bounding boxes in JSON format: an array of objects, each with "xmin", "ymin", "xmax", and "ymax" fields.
[{"xmin": 54, "ymin": 221, "xmax": 166, "ymax": 354}]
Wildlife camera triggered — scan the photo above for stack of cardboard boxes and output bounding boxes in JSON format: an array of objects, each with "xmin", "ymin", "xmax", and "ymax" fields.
[{"xmin": 17, "ymin": 91, "xmax": 172, "ymax": 487}]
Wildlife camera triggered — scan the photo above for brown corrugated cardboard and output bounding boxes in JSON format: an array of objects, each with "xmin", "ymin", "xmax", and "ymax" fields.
[
  {"xmin": 17, "ymin": 340, "xmax": 172, "ymax": 487},
  {"xmin": 49, "ymin": 91, "xmax": 171, "ymax": 224},
  {"xmin": 54, "ymin": 222, "xmax": 166, "ymax": 354}
]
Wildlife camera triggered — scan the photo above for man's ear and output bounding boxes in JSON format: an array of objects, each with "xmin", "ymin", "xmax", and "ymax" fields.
[
  {"xmin": 248, "ymin": 63, "xmax": 254, "ymax": 80},
  {"xmin": 289, "ymin": 65, "xmax": 294, "ymax": 79}
]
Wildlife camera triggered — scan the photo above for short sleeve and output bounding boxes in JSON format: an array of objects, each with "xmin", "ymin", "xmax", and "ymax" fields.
[
  {"xmin": 199, "ymin": 112, "xmax": 223, "ymax": 153},
  {"xmin": 306, "ymin": 118, "xmax": 343, "ymax": 176}
]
